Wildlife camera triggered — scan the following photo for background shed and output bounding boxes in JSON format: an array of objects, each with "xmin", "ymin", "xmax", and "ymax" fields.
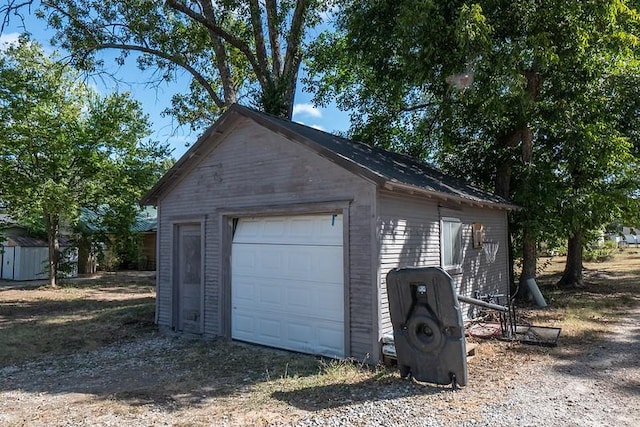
[{"xmin": 1, "ymin": 236, "xmax": 78, "ymax": 281}]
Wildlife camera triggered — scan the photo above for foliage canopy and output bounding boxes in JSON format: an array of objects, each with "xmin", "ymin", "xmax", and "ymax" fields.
[
  {"xmin": 307, "ymin": 0, "xmax": 640, "ymax": 286},
  {"xmin": 2, "ymin": 0, "xmax": 335, "ymax": 127},
  {"xmin": 0, "ymin": 37, "xmax": 169, "ymax": 284}
]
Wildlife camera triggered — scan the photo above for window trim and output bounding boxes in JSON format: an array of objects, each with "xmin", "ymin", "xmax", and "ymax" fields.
[{"xmin": 440, "ymin": 216, "xmax": 463, "ymax": 274}]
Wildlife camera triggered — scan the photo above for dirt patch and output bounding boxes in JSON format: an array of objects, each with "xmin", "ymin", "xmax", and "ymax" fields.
[{"xmin": 1, "ymin": 255, "xmax": 639, "ymax": 426}]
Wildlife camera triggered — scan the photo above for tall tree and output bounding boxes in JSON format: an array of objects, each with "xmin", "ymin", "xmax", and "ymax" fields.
[
  {"xmin": 307, "ymin": 0, "xmax": 640, "ymax": 289},
  {"xmin": 0, "ymin": 37, "xmax": 168, "ymax": 285},
  {"xmin": 1, "ymin": 0, "xmax": 333, "ymax": 125}
]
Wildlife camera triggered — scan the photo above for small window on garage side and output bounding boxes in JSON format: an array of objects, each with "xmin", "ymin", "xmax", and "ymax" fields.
[{"xmin": 441, "ymin": 217, "xmax": 463, "ymax": 270}]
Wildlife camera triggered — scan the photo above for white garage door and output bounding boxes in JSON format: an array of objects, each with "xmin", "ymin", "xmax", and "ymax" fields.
[{"xmin": 231, "ymin": 214, "xmax": 344, "ymax": 357}]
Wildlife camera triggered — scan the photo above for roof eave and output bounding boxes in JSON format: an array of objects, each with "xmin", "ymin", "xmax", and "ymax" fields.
[
  {"xmin": 383, "ymin": 181, "xmax": 520, "ymax": 210},
  {"xmin": 140, "ymin": 107, "xmax": 242, "ymax": 205}
]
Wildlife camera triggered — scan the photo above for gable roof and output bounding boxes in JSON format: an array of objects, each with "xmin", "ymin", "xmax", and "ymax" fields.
[
  {"xmin": 141, "ymin": 104, "xmax": 516, "ymax": 210},
  {"xmin": 79, "ymin": 206, "xmax": 157, "ymax": 233},
  {"xmin": 2, "ymin": 235, "xmax": 73, "ymax": 248}
]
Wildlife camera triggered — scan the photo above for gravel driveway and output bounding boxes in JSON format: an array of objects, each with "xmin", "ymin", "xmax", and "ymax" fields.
[{"xmin": 1, "ymin": 306, "xmax": 638, "ymax": 426}]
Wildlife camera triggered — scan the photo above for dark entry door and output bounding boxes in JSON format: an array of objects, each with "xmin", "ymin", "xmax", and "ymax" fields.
[
  {"xmin": 1, "ymin": 246, "xmax": 15, "ymax": 280},
  {"xmin": 175, "ymin": 224, "xmax": 203, "ymax": 334}
]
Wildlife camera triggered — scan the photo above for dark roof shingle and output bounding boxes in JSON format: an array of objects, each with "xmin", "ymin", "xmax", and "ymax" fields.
[{"xmin": 142, "ymin": 104, "xmax": 516, "ymax": 209}]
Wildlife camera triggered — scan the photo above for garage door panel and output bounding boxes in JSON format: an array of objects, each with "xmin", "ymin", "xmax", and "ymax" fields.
[
  {"xmin": 233, "ymin": 276, "xmax": 343, "ymax": 321},
  {"xmin": 288, "ymin": 323, "xmax": 312, "ymax": 345},
  {"xmin": 286, "ymin": 287, "xmax": 312, "ymax": 310},
  {"xmin": 232, "ymin": 279, "xmax": 257, "ymax": 304},
  {"xmin": 232, "ymin": 312, "xmax": 344, "ymax": 356},
  {"xmin": 233, "ymin": 247, "xmax": 258, "ymax": 269},
  {"xmin": 317, "ymin": 325, "xmax": 344, "ymax": 350},
  {"xmin": 259, "ymin": 317, "xmax": 282, "ymax": 339},
  {"xmin": 233, "ymin": 313, "xmax": 255, "ymax": 336},
  {"xmin": 232, "ymin": 214, "xmax": 345, "ymax": 357},
  {"xmin": 233, "ymin": 214, "xmax": 342, "ymax": 246},
  {"xmin": 234, "ymin": 244, "xmax": 342, "ymax": 283}
]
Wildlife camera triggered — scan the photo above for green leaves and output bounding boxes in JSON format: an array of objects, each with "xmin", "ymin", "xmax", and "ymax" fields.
[
  {"xmin": 5, "ymin": 0, "xmax": 337, "ymax": 125},
  {"xmin": 0, "ymin": 38, "xmax": 169, "ymax": 283},
  {"xmin": 307, "ymin": 0, "xmax": 640, "ymax": 285}
]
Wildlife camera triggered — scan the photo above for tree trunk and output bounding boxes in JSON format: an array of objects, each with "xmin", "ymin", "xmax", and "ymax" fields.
[
  {"xmin": 557, "ymin": 230, "xmax": 584, "ymax": 287},
  {"xmin": 45, "ymin": 213, "xmax": 60, "ymax": 287},
  {"xmin": 495, "ymin": 131, "xmax": 519, "ymax": 297},
  {"xmin": 517, "ymin": 227, "xmax": 537, "ymax": 298},
  {"xmin": 514, "ymin": 69, "xmax": 541, "ymax": 295}
]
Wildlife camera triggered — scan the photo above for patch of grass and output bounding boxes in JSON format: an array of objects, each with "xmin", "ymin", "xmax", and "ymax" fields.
[
  {"xmin": 1, "ymin": 250, "xmax": 639, "ymax": 423},
  {"xmin": 525, "ymin": 249, "xmax": 640, "ymax": 348},
  {"xmin": 0, "ymin": 281, "xmax": 156, "ymax": 366}
]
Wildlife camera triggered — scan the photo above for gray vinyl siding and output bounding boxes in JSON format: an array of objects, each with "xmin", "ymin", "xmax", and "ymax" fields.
[
  {"xmin": 377, "ymin": 192, "xmax": 441, "ymax": 337},
  {"xmin": 449, "ymin": 207, "xmax": 510, "ymax": 320},
  {"xmin": 156, "ymin": 117, "xmax": 377, "ymax": 360},
  {"xmin": 377, "ymin": 193, "xmax": 510, "ymax": 337}
]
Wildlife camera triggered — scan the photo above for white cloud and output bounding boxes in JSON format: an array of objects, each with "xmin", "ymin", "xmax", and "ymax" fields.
[
  {"xmin": 310, "ymin": 124, "xmax": 326, "ymax": 131},
  {"xmin": 293, "ymin": 103, "xmax": 322, "ymax": 119},
  {"xmin": 0, "ymin": 32, "xmax": 20, "ymax": 48}
]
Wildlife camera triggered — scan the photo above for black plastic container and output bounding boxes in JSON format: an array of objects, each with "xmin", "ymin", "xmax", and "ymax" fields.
[{"xmin": 386, "ymin": 267, "xmax": 468, "ymax": 386}]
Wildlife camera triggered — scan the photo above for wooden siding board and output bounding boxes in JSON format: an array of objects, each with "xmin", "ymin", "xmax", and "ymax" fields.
[
  {"xmin": 376, "ymin": 192, "xmax": 510, "ymax": 338},
  {"xmin": 450, "ymin": 207, "xmax": 510, "ymax": 319},
  {"xmin": 377, "ymin": 193, "xmax": 441, "ymax": 337},
  {"xmin": 156, "ymin": 118, "xmax": 376, "ymax": 360}
]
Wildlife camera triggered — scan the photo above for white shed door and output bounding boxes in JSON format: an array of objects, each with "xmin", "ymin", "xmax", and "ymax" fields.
[{"xmin": 231, "ymin": 214, "xmax": 345, "ymax": 357}]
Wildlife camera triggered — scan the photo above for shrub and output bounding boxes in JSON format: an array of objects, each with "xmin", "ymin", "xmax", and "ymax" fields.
[{"xmin": 584, "ymin": 240, "xmax": 617, "ymax": 262}]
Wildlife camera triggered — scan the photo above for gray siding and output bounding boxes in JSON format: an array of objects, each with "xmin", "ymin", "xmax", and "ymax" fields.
[
  {"xmin": 450, "ymin": 206, "xmax": 510, "ymax": 319},
  {"xmin": 377, "ymin": 193, "xmax": 441, "ymax": 336},
  {"xmin": 156, "ymin": 117, "xmax": 377, "ymax": 360},
  {"xmin": 377, "ymin": 192, "xmax": 510, "ymax": 337}
]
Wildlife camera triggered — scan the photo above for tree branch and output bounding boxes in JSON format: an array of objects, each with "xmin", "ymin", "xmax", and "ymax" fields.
[
  {"xmin": 248, "ymin": 0, "xmax": 270, "ymax": 79},
  {"xmin": 265, "ymin": 0, "xmax": 282, "ymax": 75},
  {"xmin": 198, "ymin": 0, "xmax": 241, "ymax": 103},
  {"xmin": 280, "ymin": 0, "xmax": 309, "ymax": 118},
  {"xmin": 0, "ymin": 0, "xmax": 34, "ymax": 33},
  {"xmin": 166, "ymin": 0, "xmax": 264, "ymax": 87},
  {"xmin": 282, "ymin": 0, "xmax": 307, "ymax": 80},
  {"xmin": 36, "ymin": 3, "xmax": 224, "ymax": 106},
  {"xmin": 92, "ymin": 42, "xmax": 225, "ymax": 107}
]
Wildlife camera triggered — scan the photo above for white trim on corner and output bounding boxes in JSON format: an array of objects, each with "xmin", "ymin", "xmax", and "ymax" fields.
[
  {"xmin": 169, "ymin": 215, "xmax": 206, "ymax": 334},
  {"xmin": 440, "ymin": 216, "xmax": 463, "ymax": 274}
]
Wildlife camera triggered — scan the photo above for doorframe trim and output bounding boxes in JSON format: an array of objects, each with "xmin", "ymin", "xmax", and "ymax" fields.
[
  {"xmin": 170, "ymin": 217, "xmax": 206, "ymax": 334},
  {"xmin": 218, "ymin": 200, "xmax": 352, "ymax": 358}
]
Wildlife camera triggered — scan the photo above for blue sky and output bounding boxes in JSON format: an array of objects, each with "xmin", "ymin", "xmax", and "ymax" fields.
[{"xmin": 1, "ymin": 10, "xmax": 350, "ymax": 159}]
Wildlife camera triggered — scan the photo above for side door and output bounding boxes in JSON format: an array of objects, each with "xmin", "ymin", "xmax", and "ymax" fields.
[
  {"xmin": 1, "ymin": 246, "xmax": 15, "ymax": 280},
  {"xmin": 174, "ymin": 224, "xmax": 203, "ymax": 334}
]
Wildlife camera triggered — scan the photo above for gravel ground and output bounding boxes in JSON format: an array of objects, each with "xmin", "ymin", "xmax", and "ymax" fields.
[{"xmin": 1, "ymin": 306, "xmax": 638, "ymax": 426}]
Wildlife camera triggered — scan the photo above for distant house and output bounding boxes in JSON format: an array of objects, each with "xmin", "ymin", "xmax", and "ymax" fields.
[
  {"xmin": 0, "ymin": 213, "xmax": 27, "ymax": 237},
  {"xmin": 141, "ymin": 104, "xmax": 516, "ymax": 362},
  {"xmin": 131, "ymin": 208, "xmax": 157, "ymax": 271},
  {"xmin": 609, "ymin": 226, "xmax": 640, "ymax": 247},
  {"xmin": 1, "ymin": 213, "xmax": 78, "ymax": 281},
  {"xmin": 78, "ymin": 207, "xmax": 157, "ymax": 272}
]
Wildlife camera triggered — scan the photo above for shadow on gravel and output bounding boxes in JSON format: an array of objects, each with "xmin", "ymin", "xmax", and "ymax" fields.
[
  {"xmin": 504, "ymin": 268, "xmax": 640, "ymax": 397},
  {"xmin": 271, "ymin": 378, "xmax": 445, "ymax": 411},
  {"xmin": 0, "ymin": 338, "xmax": 325, "ymax": 412},
  {"xmin": 548, "ymin": 325, "xmax": 640, "ymax": 396}
]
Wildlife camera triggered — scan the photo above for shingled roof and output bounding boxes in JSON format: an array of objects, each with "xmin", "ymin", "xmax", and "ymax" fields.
[{"xmin": 142, "ymin": 104, "xmax": 516, "ymax": 209}]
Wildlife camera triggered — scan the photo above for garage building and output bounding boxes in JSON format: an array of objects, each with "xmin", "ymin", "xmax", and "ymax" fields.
[{"xmin": 141, "ymin": 104, "xmax": 515, "ymax": 363}]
